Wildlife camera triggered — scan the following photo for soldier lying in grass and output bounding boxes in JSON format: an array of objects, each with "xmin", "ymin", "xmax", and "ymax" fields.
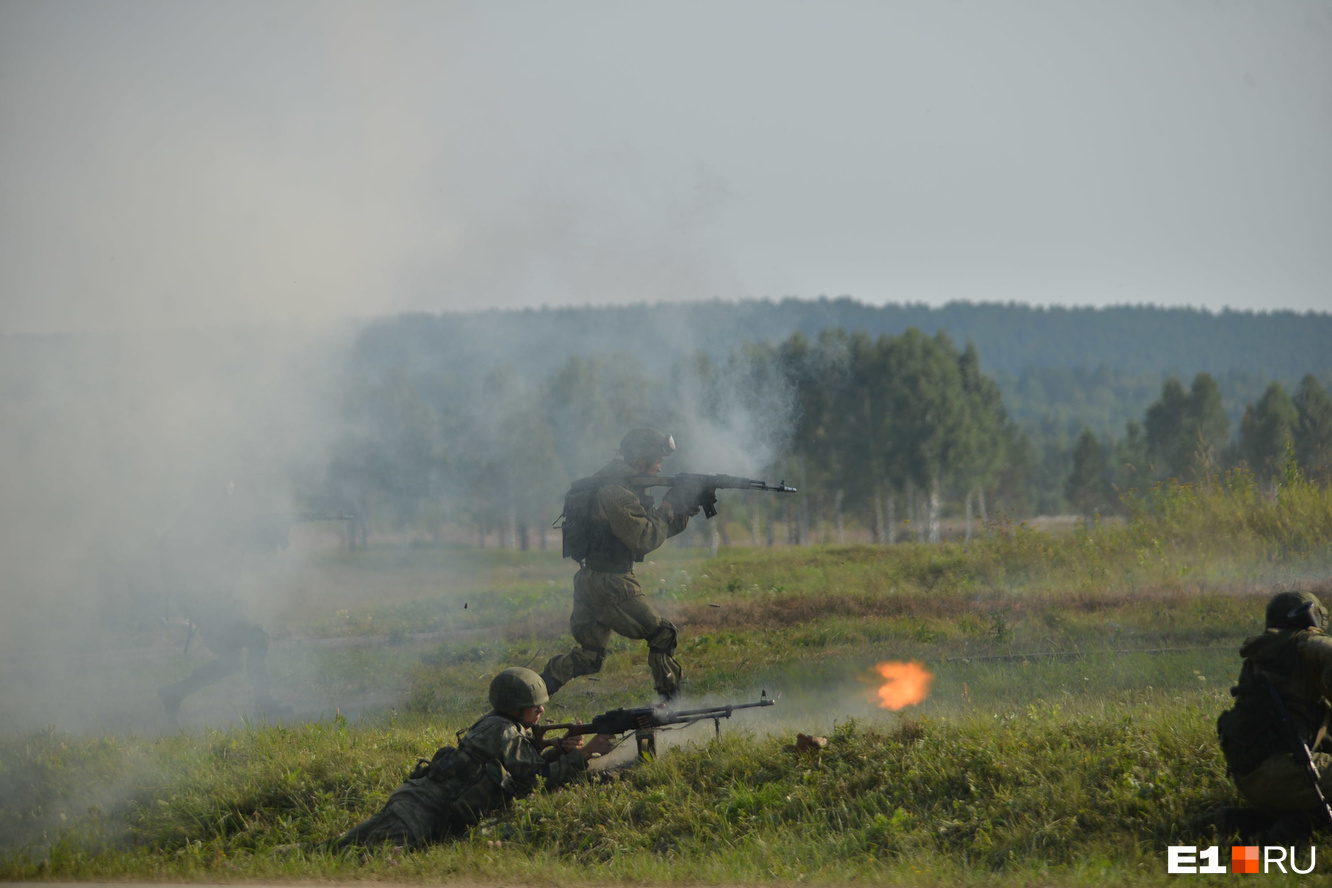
[{"xmin": 330, "ymin": 667, "xmax": 613, "ymax": 849}]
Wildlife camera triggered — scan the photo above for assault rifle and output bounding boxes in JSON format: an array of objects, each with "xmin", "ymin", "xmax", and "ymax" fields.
[
  {"xmin": 628, "ymin": 473, "xmax": 797, "ymax": 519},
  {"xmin": 533, "ymin": 692, "xmax": 776, "ymax": 759},
  {"xmin": 1230, "ymin": 677, "xmax": 1332, "ymax": 827}
]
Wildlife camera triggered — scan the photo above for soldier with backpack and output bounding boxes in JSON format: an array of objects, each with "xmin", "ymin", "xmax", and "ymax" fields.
[
  {"xmin": 330, "ymin": 667, "xmax": 613, "ymax": 849},
  {"xmin": 1216, "ymin": 589, "xmax": 1332, "ymax": 843},
  {"xmin": 541, "ymin": 428, "xmax": 701, "ymax": 702}
]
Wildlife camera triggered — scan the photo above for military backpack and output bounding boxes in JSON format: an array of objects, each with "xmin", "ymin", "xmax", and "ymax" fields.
[{"xmin": 554, "ymin": 478, "xmax": 602, "ymax": 562}]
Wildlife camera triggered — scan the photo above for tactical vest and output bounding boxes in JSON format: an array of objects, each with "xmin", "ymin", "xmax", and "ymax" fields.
[
  {"xmin": 557, "ymin": 478, "xmax": 603, "ymax": 563},
  {"xmin": 375, "ymin": 724, "xmax": 519, "ymax": 846},
  {"xmin": 557, "ymin": 477, "xmax": 644, "ymax": 573},
  {"xmin": 1217, "ymin": 630, "xmax": 1330, "ymax": 778}
]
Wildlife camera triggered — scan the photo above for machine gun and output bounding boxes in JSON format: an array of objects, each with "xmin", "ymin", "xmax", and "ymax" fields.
[
  {"xmin": 628, "ymin": 473, "xmax": 797, "ymax": 519},
  {"xmin": 532, "ymin": 692, "xmax": 776, "ymax": 759}
]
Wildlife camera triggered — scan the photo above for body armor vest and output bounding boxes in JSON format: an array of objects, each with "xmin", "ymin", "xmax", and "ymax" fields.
[{"xmin": 1218, "ymin": 629, "xmax": 1331, "ymax": 777}]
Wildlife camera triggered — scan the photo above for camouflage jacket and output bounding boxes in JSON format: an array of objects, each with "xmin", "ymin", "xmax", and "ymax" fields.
[
  {"xmin": 585, "ymin": 459, "xmax": 690, "ymax": 573},
  {"xmin": 459, "ymin": 711, "xmax": 588, "ymax": 792},
  {"xmin": 1218, "ymin": 628, "xmax": 1332, "ymax": 776}
]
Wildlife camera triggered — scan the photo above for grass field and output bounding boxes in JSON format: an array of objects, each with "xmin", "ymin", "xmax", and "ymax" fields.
[{"xmin": 2, "ymin": 470, "xmax": 1331, "ymax": 885}]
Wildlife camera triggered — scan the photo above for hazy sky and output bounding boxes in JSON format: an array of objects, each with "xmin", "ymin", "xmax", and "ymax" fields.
[{"xmin": 2, "ymin": 0, "xmax": 1329, "ymax": 334}]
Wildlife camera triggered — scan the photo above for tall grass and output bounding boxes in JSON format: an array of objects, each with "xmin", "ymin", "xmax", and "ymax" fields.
[{"xmin": 2, "ymin": 471, "xmax": 1330, "ymax": 884}]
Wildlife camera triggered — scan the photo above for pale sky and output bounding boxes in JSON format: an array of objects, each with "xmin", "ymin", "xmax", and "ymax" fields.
[{"xmin": 2, "ymin": 0, "xmax": 1329, "ymax": 334}]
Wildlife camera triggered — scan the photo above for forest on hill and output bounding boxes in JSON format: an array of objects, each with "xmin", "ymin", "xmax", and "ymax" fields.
[
  {"xmin": 3, "ymin": 299, "xmax": 1330, "ymax": 550},
  {"xmin": 355, "ymin": 298, "xmax": 1332, "ymax": 456},
  {"xmin": 354, "ymin": 298, "xmax": 1332, "ymax": 379},
  {"xmin": 315, "ymin": 301, "xmax": 1332, "ymax": 541}
]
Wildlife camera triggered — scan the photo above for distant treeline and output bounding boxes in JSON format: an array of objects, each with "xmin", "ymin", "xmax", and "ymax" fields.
[
  {"xmin": 1065, "ymin": 372, "xmax": 1332, "ymax": 519},
  {"xmin": 354, "ymin": 298, "xmax": 1332, "ymax": 379},
  {"xmin": 6, "ymin": 299, "xmax": 1330, "ymax": 549},
  {"xmin": 351, "ymin": 300, "xmax": 1332, "ymax": 515},
  {"xmin": 311, "ymin": 318, "xmax": 1332, "ymax": 546}
]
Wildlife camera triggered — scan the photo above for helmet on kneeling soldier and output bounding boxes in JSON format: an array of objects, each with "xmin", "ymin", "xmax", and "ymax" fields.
[{"xmin": 1265, "ymin": 591, "xmax": 1326, "ymax": 632}]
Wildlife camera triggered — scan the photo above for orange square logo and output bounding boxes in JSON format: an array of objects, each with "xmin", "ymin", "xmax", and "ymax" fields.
[{"xmin": 1232, "ymin": 846, "xmax": 1260, "ymax": 874}]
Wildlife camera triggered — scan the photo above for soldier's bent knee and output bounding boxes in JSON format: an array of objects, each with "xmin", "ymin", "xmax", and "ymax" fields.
[{"xmin": 647, "ymin": 620, "xmax": 678, "ymax": 655}]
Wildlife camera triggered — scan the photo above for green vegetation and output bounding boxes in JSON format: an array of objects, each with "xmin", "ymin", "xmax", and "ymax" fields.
[
  {"xmin": 314, "ymin": 307, "xmax": 1332, "ymax": 549},
  {"xmin": 3, "ymin": 475, "xmax": 1331, "ymax": 884}
]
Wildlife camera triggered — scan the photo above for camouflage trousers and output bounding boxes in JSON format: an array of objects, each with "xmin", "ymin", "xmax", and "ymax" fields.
[
  {"xmin": 1234, "ymin": 751, "xmax": 1332, "ymax": 815},
  {"xmin": 330, "ymin": 775, "xmax": 460, "ymax": 849},
  {"xmin": 541, "ymin": 567, "xmax": 682, "ymax": 699},
  {"xmin": 330, "ymin": 753, "xmax": 515, "ymax": 850}
]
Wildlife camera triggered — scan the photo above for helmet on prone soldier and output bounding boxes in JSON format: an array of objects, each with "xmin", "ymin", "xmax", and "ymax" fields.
[
  {"xmin": 1265, "ymin": 590, "xmax": 1326, "ymax": 631},
  {"xmin": 489, "ymin": 666, "xmax": 549, "ymax": 711},
  {"xmin": 619, "ymin": 427, "xmax": 675, "ymax": 462}
]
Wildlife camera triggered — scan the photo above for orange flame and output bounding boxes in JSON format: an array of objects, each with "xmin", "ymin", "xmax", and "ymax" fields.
[{"xmin": 873, "ymin": 660, "xmax": 933, "ymax": 710}]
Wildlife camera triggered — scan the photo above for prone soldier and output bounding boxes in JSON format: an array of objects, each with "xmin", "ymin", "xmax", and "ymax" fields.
[{"xmin": 330, "ymin": 667, "xmax": 612, "ymax": 849}]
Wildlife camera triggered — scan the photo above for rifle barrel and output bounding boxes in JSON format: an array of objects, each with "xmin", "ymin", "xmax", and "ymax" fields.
[
  {"xmin": 628, "ymin": 474, "xmax": 797, "ymax": 494},
  {"xmin": 668, "ymin": 699, "xmax": 776, "ymax": 720}
]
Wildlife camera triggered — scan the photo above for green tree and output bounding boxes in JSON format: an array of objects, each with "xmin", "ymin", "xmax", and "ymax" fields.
[
  {"xmin": 1293, "ymin": 374, "xmax": 1332, "ymax": 478},
  {"xmin": 1238, "ymin": 382, "xmax": 1297, "ymax": 486},
  {"xmin": 541, "ymin": 354, "xmax": 658, "ymax": 479},
  {"xmin": 1114, "ymin": 419, "xmax": 1150, "ymax": 503},
  {"xmin": 1144, "ymin": 373, "xmax": 1230, "ymax": 481},
  {"xmin": 954, "ymin": 341, "xmax": 1010, "ymax": 538},
  {"xmin": 327, "ymin": 368, "xmax": 445, "ymax": 536},
  {"xmin": 1186, "ymin": 373, "xmax": 1230, "ymax": 476},
  {"xmin": 883, "ymin": 329, "xmax": 970, "ymax": 542},
  {"xmin": 1065, "ymin": 427, "xmax": 1111, "ymax": 520},
  {"xmin": 1145, "ymin": 377, "xmax": 1189, "ymax": 479}
]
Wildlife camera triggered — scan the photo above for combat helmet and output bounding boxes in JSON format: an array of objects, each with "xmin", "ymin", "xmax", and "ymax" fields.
[
  {"xmin": 619, "ymin": 427, "xmax": 675, "ymax": 462},
  {"xmin": 1265, "ymin": 590, "xmax": 1326, "ymax": 631},
  {"xmin": 489, "ymin": 666, "xmax": 550, "ymax": 711}
]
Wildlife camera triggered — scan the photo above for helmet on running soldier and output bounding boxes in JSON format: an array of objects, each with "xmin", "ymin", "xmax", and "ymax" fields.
[{"xmin": 619, "ymin": 427, "xmax": 675, "ymax": 462}]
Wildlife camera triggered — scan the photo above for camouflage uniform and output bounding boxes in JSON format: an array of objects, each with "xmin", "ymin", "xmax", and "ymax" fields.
[
  {"xmin": 1218, "ymin": 592, "xmax": 1332, "ymax": 816},
  {"xmin": 541, "ymin": 457, "xmax": 691, "ymax": 699},
  {"xmin": 331, "ymin": 710, "xmax": 589, "ymax": 849}
]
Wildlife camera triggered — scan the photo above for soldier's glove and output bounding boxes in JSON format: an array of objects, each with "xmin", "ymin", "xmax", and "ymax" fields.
[{"xmin": 663, "ymin": 486, "xmax": 701, "ymax": 518}]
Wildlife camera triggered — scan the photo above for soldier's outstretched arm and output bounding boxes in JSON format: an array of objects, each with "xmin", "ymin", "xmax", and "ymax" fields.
[{"xmin": 599, "ymin": 486, "xmax": 689, "ymax": 556}]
